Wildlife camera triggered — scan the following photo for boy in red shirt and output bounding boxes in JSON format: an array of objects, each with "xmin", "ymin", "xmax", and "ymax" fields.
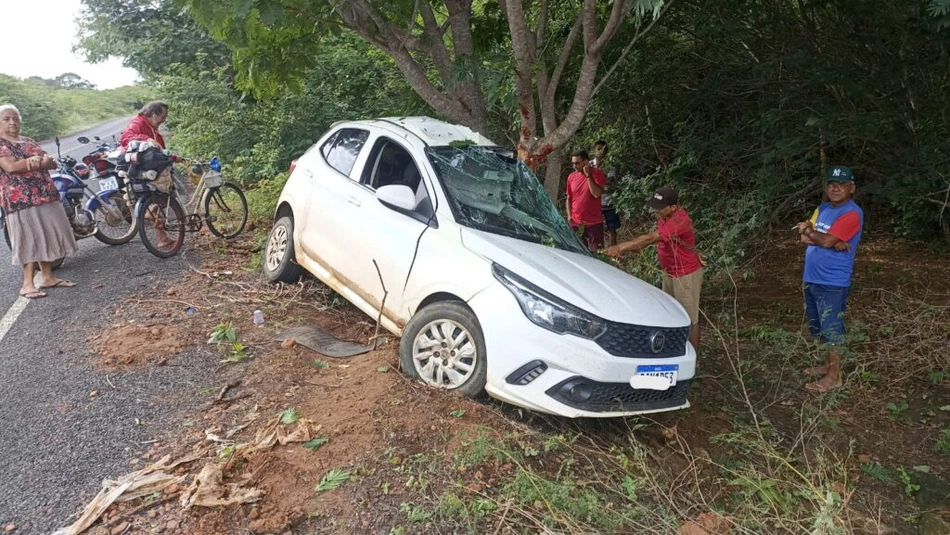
[
  {"xmin": 566, "ymin": 150, "xmax": 607, "ymax": 251},
  {"xmin": 605, "ymin": 187, "xmax": 704, "ymax": 353}
]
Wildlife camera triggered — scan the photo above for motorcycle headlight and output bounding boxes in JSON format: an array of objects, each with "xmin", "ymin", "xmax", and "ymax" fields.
[{"xmin": 492, "ymin": 263, "xmax": 606, "ymax": 340}]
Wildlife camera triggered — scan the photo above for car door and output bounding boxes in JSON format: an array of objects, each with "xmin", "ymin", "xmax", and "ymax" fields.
[
  {"xmin": 297, "ymin": 127, "xmax": 371, "ymax": 270},
  {"xmin": 341, "ymin": 133, "xmax": 438, "ymax": 326}
]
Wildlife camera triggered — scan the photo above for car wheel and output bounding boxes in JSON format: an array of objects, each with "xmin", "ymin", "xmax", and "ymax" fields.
[
  {"xmin": 399, "ymin": 302, "xmax": 487, "ymax": 398},
  {"xmin": 263, "ymin": 216, "xmax": 302, "ymax": 283}
]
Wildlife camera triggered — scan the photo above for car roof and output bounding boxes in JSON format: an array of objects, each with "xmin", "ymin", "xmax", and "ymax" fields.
[{"xmin": 344, "ymin": 116, "xmax": 496, "ymax": 147}]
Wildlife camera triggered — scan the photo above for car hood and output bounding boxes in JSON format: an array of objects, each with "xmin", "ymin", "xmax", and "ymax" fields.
[{"xmin": 460, "ymin": 228, "xmax": 689, "ymax": 327}]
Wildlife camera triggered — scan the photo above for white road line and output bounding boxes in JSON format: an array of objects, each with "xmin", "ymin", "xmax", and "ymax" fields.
[{"xmin": 0, "ymin": 297, "xmax": 28, "ymax": 343}]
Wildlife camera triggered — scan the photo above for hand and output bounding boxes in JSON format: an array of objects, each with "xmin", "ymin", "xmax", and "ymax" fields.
[
  {"xmin": 170, "ymin": 153, "xmax": 181, "ymax": 163},
  {"xmin": 795, "ymin": 221, "xmax": 812, "ymax": 234},
  {"xmin": 40, "ymin": 155, "xmax": 55, "ymax": 169},
  {"xmin": 834, "ymin": 241, "xmax": 851, "ymax": 252},
  {"xmin": 583, "ymin": 163, "xmax": 591, "ymax": 176},
  {"xmin": 25, "ymin": 156, "xmax": 42, "ymax": 171},
  {"xmin": 603, "ymin": 245, "xmax": 624, "ymax": 258}
]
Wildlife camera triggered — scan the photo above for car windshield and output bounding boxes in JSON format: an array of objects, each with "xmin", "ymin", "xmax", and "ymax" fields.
[{"xmin": 426, "ymin": 145, "xmax": 588, "ymax": 255}]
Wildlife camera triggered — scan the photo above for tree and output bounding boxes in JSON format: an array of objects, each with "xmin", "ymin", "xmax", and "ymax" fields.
[
  {"xmin": 51, "ymin": 73, "xmax": 97, "ymax": 89},
  {"xmin": 179, "ymin": 0, "xmax": 667, "ymax": 198}
]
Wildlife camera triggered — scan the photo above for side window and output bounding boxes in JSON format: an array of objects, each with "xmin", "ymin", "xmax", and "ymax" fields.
[
  {"xmin": 321, "ymin": 128, "xmax": 369, "ymax": 177},
  {"xmin": 362, "ymin": 138, "xmax": 434, "ymax": 220}
]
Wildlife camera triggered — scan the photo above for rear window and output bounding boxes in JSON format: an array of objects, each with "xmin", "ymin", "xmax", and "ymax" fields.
[{"xmin": 320, "ymin": 128, "xmax": 369, "ymax": 177}]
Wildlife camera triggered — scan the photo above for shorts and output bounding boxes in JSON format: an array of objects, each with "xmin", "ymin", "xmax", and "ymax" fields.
[
  {"xmin": 804, "ymin": 283, "xmax": 850, "ymax": 345},
  {"xmin": 602, "ymin": 208, "xmax": 622, "ymax": 231},
  {"xmin": 571, "ymin": 222, "xmax": 605, "ymax": 252},
  {"xmin": 662, "ymin": 267, "xmax": 703, "ymax": 324}
]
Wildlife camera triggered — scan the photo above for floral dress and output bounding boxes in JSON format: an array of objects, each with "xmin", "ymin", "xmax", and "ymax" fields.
[{"xmin": 0, "ymin": 137, "xmax": 60, "ymax": 213}]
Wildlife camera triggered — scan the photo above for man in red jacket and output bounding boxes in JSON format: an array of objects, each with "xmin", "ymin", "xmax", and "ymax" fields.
[{"xmin": 120, "ymin": 101, "xmax": 168, "ymax": 149}]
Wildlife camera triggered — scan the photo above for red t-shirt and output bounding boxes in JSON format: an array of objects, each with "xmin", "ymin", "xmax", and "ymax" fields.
[
  {"xmin": 567, "ymin": 167, "xmax": 606, "ymax": 226},
  {"xmin": 656, "ymin": 208, "xmax": 702, "ymax": 277}
]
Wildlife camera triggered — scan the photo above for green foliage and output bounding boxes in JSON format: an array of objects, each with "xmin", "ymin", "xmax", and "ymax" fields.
[
  {"xmin": 315, "ymin": 468, "xmax": 350, "ymax": 492},
  {"xmin": 897, "ymin": 468, "xmax": 920, "ymax": 497},
  {"xmin": 860, "ymin": 462, "xmax": 893, "ymax": 483},
  {"xmin": 399, "ymin": 502, "xmax": 432, "ymax": 523},
  {"xmin": 886, "ymin": 400, "xmax": 910, "ymax": 422},
  {"xmin": 935, "ymin": 428, "xmax": 950, "ymax": 454},
  {"xmin": 0, "ymin": 74, "xmax": 147, "ymax": 139},
  {"xmin": 303, "ymin": 437, "xmax": 329, "ymax": 451},
  {"xmin": 207, "ymin": 322, "xmax": 248, "ymax": 362},
  {"xmin": 279, "ymin": 407, "xmax": 301, "ymax": 424}
]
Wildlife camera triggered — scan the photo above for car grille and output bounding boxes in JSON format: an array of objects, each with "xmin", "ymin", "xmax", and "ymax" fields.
[
  {"xmin": 595, "ymin": 322, "xmax": 690, "ymax": 358},
  {"xmin": 546, "ymin": 377, "xmax": 692, "ymax": 413}
]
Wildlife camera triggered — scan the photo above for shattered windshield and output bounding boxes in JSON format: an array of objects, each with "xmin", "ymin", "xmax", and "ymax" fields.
[{"xmin": 426, "ymin": 145, "xmax": 588, "ymax": 255}]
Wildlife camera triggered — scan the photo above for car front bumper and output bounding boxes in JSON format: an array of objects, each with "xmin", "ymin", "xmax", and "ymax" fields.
[{"xmin": 468, "ymin": 283, "xmax": 697, "ymax": 418}]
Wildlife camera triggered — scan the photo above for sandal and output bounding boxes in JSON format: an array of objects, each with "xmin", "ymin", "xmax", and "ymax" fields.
[
  {"xmin": 39, "ymin": 280, "xmax": 76, "ymax": 289},
  {"xmin": 20, "ymin": 290, "xmax": 47, "ymax": 299}
]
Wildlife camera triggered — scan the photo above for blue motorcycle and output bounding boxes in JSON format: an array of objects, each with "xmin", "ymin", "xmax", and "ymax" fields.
[{"xmin": 0, "ymin": 136, "xmax": 137, "ymax": 267}]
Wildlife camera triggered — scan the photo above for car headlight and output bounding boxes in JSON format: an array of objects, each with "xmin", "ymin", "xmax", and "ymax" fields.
[{"xmin": 492, "ymin": 263, "xmax": 606, "ymax": 340}]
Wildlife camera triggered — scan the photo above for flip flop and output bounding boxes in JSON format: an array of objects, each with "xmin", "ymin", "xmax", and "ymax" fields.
[
  {"xmin": 19, "ymin": 290, "xmax": 47, "ymax": 299},
  {"xmin": 805, "ymin": 378, "xmax": 842, "ymax": 393},
  {"xmin": 39, "ymin": 280, "xmax": 76, "ymax": 289}
]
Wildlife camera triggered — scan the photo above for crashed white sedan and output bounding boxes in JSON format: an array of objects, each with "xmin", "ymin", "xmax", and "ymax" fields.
[{"xmin": 263, "ymin": 117, "xmax": 696, "ymax": 417}]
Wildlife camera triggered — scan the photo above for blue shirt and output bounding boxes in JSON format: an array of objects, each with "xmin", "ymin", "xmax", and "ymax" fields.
[{"xmin": 803, "ymin": 200, "xmax": 863, "ymax": 287}]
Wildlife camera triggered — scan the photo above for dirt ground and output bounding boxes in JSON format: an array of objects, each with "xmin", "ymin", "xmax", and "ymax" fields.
[{"xmin": 61, "ymin": 228, "xmax": 949, "ymax": 535}]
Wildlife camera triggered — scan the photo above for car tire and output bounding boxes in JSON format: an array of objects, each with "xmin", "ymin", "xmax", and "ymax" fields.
[
  {"xmin": 263, "ymin": 216, "xmax": 302, "ymax": 283},
  {"xmin": 399, "ymin": 301, "xmax": 487, "ymax": 398}
]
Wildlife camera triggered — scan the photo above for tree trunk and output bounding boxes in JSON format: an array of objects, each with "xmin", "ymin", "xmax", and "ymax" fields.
[{"xmin": 543, "ymin": 149, "xmax": 563, "ymax": 203}]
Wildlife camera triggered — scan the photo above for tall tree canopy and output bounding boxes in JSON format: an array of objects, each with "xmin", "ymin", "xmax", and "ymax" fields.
[{"xmin": 177, "ymin": 0, "xmax": 667, "ymax": 197}]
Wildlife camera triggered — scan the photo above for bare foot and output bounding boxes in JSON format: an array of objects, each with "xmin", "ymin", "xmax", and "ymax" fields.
[
  {"xmin": 804, "ymin": 365, "xmax": 829, "ymax": 376},
  {"xmin": 805, "ymin": 376, "xmax": 842, "ymax": 393}
]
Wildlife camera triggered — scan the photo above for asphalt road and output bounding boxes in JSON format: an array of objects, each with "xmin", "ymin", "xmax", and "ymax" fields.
[{"xmin": 0, "ymin": 119, "xmax": 217, "ymax": 532}]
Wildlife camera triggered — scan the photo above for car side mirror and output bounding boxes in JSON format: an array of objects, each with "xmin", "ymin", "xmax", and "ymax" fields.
[
  {"xmin": 77, "ymin": 136, "xmax": 89, "ymax": 144},
  {"xmin": 376, "ymin": 184, "xmax": 417, "ymax": 213}
]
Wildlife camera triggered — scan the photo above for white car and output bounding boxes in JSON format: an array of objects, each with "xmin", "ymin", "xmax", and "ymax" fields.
[{"xmin": 263, "ymin": 117, "xmax": 696, "ymax": 418}]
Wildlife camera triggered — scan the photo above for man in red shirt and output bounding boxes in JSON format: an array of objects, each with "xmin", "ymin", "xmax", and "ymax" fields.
[
  {"xmin": 566, "ymin": 150, "xmax": 607, "ymax": 251},
  {"xmin": 605, "ymin": 187, "xmax": 704, "ymax": 353}
]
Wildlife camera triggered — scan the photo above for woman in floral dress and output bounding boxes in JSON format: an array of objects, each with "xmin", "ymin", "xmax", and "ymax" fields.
[{"xmin": 0, "ymin": 104, "xmax": 77, "ymax": 299}]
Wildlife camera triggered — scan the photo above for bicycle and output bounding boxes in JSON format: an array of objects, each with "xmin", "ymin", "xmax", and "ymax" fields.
[{"xmin": 132, "ymin": 157, "xmax": 248, "ymax": 258}]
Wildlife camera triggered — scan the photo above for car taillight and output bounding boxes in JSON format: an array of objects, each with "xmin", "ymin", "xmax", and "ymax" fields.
[{"xmin": 289, "ymin": 159, "xmax": 297, "ymax": 174}]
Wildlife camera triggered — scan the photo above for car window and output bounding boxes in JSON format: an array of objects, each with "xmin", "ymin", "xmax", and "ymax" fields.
[
  {"xmin": 321, "ymin": 128, "xmax": 369, "ymax": 177},
  {"xmin": 427, "ymin": 145, "xmax": 586, "ymax": 254},
  {"xmin": 362, "ymin": 138, "xmax": 434, "ymax": 220}
]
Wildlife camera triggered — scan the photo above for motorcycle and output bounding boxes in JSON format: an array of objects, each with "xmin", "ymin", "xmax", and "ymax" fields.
[{"xmin": 49, "ymin": 136, "xmax": 137, "ymax": 246}]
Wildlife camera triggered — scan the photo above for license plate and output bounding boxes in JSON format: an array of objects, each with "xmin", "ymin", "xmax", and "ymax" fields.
[
  {"xmin": 98, "ymin": 177, "xmax": 118, "ymax": 191},
  {"xmin": 631, "ymin": 364, "xmax": 678, "ymax": 390}
]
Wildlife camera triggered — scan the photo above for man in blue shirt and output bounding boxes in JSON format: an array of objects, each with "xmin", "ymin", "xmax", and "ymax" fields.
[{"xmin": 795, "ymin": 165, "xmax": 863, "ymax": 392}]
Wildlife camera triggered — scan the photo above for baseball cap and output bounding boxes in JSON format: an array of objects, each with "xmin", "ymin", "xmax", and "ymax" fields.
[
  {"xmin": 646, "ymin": 186, "xmax": 678, "ymax": 209},
  {"xmin": 826, "ymin": 165, "xmax": 854, "ymax": 183}
]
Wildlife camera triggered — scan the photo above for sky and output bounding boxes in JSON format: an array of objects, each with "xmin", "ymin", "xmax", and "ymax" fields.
[{"xmin": 0, "ymin": 0, "xmax": 140, "ymax": 89}]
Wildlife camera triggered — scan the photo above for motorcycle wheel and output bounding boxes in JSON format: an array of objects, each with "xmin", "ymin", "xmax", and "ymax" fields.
[
  {"xmin": 137, "ymin": 193, "xmax": 186, "ymax": 258},
  {"xmin": 93, "ymin": 191, "xmax": 137, "ymax": 245}
]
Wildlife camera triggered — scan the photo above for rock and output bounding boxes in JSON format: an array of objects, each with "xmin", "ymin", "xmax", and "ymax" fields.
[
  {"xmin": 165, "ymin": 520, "xmax": 179, "ymax": 530},
  {"xmin": 281, "ymin": 338, "xmax": 296, "ymax": 349},
  {"xmin": 166, "ymin": 288, "xmax": 176, "ymax": 296},
  {"xmin": 857, "ymin": 454, "xmax": 872, "ymax": 463},
  {"xmin": 919, "ymin": 513, "xmax": 950, "ymax": 535},
  {"xmin": 915, "ymin": 472, "xmax": 950, "ymax": 510},
  {"xmin": 110, "ymin": 522, "xmax": 129, "ymax": 535},
  {"xmin": 3, "ymin": 525, "xmax": 15, "ymax": 533},
  {"xmin": 147, "ymin": 510, "xmax": 157, "ymax": 518},
  {"xmin": 166, "ymin": 483, "xmax": 180, "ymax": 494},
  {"xmin": 151, "ymin": 328, "xmax": 161, "ymax": 336},
  {"xmin": 90, "ymin": 390, "xmax": 98, "ymax": 398},
  {"xmin": 249, "ymin": 508, "xmax": 260, "ymax": 520}
]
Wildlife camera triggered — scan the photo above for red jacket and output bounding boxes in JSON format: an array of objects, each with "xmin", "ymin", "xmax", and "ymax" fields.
[{"xmin": 120, "ymin": 114, "xmax": 165, "ymax": 149}]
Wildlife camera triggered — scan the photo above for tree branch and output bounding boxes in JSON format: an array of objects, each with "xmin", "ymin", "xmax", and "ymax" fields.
[{"xmin": 593, "ymin": 0, "xmax": 676, "ymax": 98}]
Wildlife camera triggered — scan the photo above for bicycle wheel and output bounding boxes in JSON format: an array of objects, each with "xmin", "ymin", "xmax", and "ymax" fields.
[
  {"xmin": 93, "ymin": 191, "xmax": 137, "ymax": 245},
  {"xmin": 137, "ymin": 193, "xmax": 186, "ymax": 258},
  {"xmin": 204, "ymin": 182, "xmax": 248, "ymax": 239}
]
